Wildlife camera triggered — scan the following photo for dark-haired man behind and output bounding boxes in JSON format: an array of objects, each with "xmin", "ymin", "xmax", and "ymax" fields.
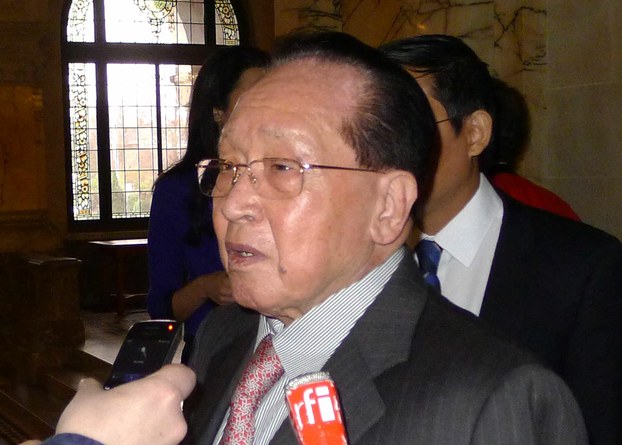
[
  {"xmin": 380, "ymin": 34, "xmax": 622, "ymax": 445},
  {"xmin": 182, "ymin": 31, "xmax": 586, "ymax": 445}
]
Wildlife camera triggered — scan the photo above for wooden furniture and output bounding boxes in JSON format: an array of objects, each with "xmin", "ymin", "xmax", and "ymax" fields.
[
  {"xmin": 89, "ymin": 239, "xmax": 148, "ymax": 316},
  {"xmin": 0, "ymin": 253, "xmax": 84, "ymax": 382}
]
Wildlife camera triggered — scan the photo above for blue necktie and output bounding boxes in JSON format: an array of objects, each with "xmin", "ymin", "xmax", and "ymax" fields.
[{"xmin": 415, "ymin": 240, "xmax": 442, "ymax": 292}]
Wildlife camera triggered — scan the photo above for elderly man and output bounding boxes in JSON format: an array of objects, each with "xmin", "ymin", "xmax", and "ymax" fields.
[
  {"xmin": 380, "ymin": 35, "xmax": 622, "ymax": 445},
  {"xmin": 183, "ymin": 32, "xmax": 586, "ymax": 445}
]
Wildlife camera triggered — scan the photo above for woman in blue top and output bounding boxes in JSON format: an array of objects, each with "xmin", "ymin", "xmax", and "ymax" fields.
[{"xmin": 147, "ymin": 46, "xmax": 270, "ymax": 362}]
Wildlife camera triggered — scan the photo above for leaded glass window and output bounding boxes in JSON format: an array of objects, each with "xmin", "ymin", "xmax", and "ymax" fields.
[
  {"xmin": 215, "ymin": 0, "xmax": 239, "ymax": 45},
  {"xmin": 68, "ymin": 63, "xmax": 99, "ymax": 220},
  {"xmin": 63, "ymin": 0, "xmax": 241, "ymax": 227}
]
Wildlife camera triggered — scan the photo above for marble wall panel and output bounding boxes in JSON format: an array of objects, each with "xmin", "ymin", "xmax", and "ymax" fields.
[
  {"xmin": 548, "ymin": 0, "xmax": 615, "ymax": 87},
  {"xmin": 547, "ymin": 177, "xmax": 622, "ymax": 239},
  {"xmin": 0, "ymin": 86, "xmax": 46, "ymax": 213},
  {"xmin": 0, "ymin": 0, "xmax": 52, "ymax": 22},
  {"xmin": 341, "ymin": 0, "xmax": 403, "ymax": 46},
  {"xmin": 546, "ymin": 0, "xmax": 622, "ymax": 238},
  {"xmin": 508, "ymin": 5, "xmax": 547, "ymax": 180},
  {"xmin": 274, "ymin": 0, "xmax": 342, "ymax": 36},
  {"xmin": 341, "ymin": 0, "xmax": 497, "ymax": 48},
  {"xmin": 339, "ymin": 1, "xmax": 546, "ymax": 109},
  {"xmin": 276, "ymin": 0, "xmax": 546, "ymax": 93},
  {"xmin": 0, "ymin": 25, "xmax": 48, "ymax": 84},
  {"xmin": 547, "ymin": 82, "xmax": 622, "ymax": 179},
  {"xmin": 614, "ymin": 3, "xmax": 622, "ymax": 78},
  {"xmin": 519, "ymin": 97, "xmax": 545, "ymax": 180},
  {"xmin": 493, "ymin": 3, "xmax": 546, "ymax": 81}
]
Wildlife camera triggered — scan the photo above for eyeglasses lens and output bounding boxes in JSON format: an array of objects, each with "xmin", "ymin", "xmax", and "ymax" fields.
[{"xmin": 197, "ymin": 158, "xmax": 304, "ymax": 199}]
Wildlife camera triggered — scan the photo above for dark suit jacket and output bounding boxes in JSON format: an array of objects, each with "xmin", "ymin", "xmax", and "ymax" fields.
[
  {"xmin": 480, "ymin": 195, "xmax": 622, "ymax": 445},
  {"xmin": 183, "ymin": 254, "xmax": 586, "ymax": 445}
]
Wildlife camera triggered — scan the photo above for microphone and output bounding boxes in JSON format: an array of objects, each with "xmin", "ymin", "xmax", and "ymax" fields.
[{"xmin": 285, "ymin": 371, "xmax": 349, "ymax": 445}]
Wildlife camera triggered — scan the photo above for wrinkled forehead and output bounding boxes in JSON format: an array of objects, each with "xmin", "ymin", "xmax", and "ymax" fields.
[
  {"xmin": 239, "ymin": 59, "xmax": 364, "ymax": 123},
  {"xmin": 220, "ymin": 58, "xmax": 367, "ymax": 155}
]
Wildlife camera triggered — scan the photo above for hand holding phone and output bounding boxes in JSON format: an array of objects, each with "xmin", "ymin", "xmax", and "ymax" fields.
[
  {"xmin": 104, "ymin": 320, "xmax": 183, "ymax": 389},
  {"xmin": 55, "ymin": 364, "xmax": 195, "ymax": 445}
]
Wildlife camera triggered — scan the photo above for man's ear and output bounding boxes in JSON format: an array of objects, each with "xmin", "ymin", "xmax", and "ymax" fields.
[
  {"xmin": 370, "ymin": 172, "xmax": 418, "ymax": 246},
  {"xmin": 465, "ymin": 109, "xmax": 493, "ymax": 157}
]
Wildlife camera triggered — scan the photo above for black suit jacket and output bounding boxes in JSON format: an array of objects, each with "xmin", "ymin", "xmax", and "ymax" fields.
[
  {"xmin": 183, "ymin": 254, "xmax": 586, "ymax": 445},
  {"xmin": 480, "ymin": 195, "xmax": 622, "ymax": 445}
]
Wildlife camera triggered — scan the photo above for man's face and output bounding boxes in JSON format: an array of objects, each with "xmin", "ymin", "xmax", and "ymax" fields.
[
  {"xmin": 412, "ymin": 73, "xmax": 482, "ymax": 233},
  {"xmin": 213, "ymin": 60, "xmax": 385, "ymax": 325}
]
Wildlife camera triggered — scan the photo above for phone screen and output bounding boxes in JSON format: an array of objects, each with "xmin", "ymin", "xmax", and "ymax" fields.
[{"xmin": 104, "ymin": 320, "xmax": 183, "ymax": 389}]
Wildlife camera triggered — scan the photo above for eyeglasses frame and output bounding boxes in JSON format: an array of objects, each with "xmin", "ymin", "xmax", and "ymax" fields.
[{"xmin": 196, "ymin": 157, "xmax": 379, "ymax": 198}]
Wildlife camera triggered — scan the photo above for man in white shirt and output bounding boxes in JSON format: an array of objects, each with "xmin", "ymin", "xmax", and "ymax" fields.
[
  {"xmin": 381, "ymin": 34, "xmax": 622, "ymax": 445},
  {"xmin": 382, "ymin": 36, "xmax": 502, "ymax": 315}
]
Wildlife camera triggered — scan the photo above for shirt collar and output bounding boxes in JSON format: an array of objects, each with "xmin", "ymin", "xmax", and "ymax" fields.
[
  {"xmin": 257, "ymin": 247, "xmax": 405, "ymax": 375},
  {"xmin": 425, "ymin": 174, "xmax": 502, "ymax": 267}
]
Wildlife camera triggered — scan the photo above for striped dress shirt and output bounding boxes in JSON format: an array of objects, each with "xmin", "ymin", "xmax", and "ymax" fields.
[{"xmin": 213, "ymin": 248, "xmax": 405, "ymax": 445}]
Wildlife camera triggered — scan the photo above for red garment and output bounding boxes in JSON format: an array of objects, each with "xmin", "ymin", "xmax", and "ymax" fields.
[{"xmin": 490, "ymin": 172, "xmax": 581, "ymax": 221}]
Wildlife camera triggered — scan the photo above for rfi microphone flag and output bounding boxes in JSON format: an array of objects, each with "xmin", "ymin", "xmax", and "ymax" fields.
[{"xmin": 285, "ymin": 371, "xmax": 348, "ymax": 445}]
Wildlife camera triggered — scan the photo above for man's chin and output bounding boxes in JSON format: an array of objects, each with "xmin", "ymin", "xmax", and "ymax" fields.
[{"xmin": 232, "ymin": 293, "xmax": 298, "ymax": 325}]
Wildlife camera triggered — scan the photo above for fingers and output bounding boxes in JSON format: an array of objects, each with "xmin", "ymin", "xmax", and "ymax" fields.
[
  {"xmin": 144, "ymin": 364, "xmax": 196, "ymax": 399},
  {"xmin": 55, "ymin": 365, "xmax": 195, "ymax": 445}
]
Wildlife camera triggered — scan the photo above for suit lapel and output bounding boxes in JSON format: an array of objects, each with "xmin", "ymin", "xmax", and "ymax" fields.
[
  {"xmin": 480, "ymin": 196, "xmax": 534, "ymax": 336},
  {"xmin": 271, "ymin": 255, "xmax": 428, "ymax": 444},
  {"xmin": 269, "ymin": 340, "xmax": 386, "ymax": 445},
  {"xmin": 186, "ymin": 312, "xmax": 258, "ymax": 444}
]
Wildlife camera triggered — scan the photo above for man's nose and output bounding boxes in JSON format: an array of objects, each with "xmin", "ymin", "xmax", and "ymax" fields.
[{"xmin": 219, "ymin": 166, "xmax": 262, "ymax": 222}]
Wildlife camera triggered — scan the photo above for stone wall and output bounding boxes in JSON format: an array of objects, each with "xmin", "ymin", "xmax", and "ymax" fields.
[{"xmin": 0, "ymin": 0, "xmax": 66, "ymax": 252}]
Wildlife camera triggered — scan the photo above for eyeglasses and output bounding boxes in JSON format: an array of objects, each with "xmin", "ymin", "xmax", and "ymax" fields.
[{"xmin": 196, "ymin": 157, "xmax": 379, "ymax": 199}]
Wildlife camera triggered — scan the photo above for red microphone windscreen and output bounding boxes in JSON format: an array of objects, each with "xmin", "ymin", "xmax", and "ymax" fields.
[{"xmin": 285, "ymin": 372, "xmax": 348, "ymax": 445}]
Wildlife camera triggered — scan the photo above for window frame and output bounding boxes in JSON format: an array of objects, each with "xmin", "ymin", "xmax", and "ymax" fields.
[{"xmin": 61, "ymin": 0, "xmax": 248, "ymax": 233}]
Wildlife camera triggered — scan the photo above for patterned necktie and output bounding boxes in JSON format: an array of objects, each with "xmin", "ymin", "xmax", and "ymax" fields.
[
  {"xmin": 220, "ymin": 334, "xmax": 284, "ymax": 445},
  {"xmin": 415, "ymin": 239, "xmax": 442, "ymax": 292}
]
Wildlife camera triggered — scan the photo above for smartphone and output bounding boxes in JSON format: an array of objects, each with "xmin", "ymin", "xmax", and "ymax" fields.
[{"xmin": 104, "ymin": 320, "xmax": 183, "ymax": 389}]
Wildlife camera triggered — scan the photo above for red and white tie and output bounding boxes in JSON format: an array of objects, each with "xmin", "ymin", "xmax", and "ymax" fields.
[{"xmin": 220, "ymin": 334, "xmax": 284, "ymax": 445}]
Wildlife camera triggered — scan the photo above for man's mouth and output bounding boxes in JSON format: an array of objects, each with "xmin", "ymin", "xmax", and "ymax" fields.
[{"xmin": 225, "ymin": 242, "xmax": 262, "ymax": 263}]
